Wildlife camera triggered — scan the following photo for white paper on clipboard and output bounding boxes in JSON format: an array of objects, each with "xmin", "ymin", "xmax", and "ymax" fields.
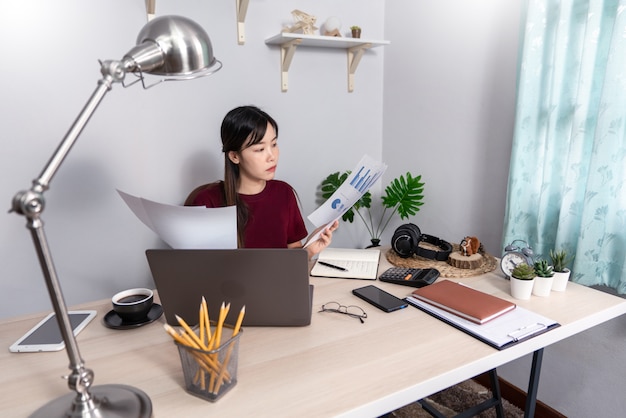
[{"xmin": 406, "ymin": 296, "xmax": 559, "ymax": 348}]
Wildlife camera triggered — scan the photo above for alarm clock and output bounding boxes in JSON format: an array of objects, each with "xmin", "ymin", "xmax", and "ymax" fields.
[{"xmin": 500, "ymin": 239, "xmax": 534, "ymax": 278}]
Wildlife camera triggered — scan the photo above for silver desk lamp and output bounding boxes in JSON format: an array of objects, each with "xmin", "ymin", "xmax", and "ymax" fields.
[{"xmin": 10, "ymin": 15, "xmax": 221, "ymax": 418}]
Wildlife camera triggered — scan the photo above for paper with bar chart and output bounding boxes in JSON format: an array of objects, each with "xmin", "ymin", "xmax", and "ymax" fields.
[{"xmin": 305, "ymin": 154, "xmax": 387, "ymax": 247}]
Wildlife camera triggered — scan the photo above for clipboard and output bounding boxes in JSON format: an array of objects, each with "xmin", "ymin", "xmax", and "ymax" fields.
[{"xmin": 405, "ymin": 296, "xmax": 560, "ymax": 350}]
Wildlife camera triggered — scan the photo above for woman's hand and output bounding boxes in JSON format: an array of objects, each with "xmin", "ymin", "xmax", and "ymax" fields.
[{"xmin": 304, "ymin": 220, "xmax": 339, "ymax": 259}]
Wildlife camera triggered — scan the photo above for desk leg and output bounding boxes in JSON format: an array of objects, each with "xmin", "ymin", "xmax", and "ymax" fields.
[
  {"xmin": 415, "ymin": 368, "xmax": 504, "ymax": 418},
  {"xmin": 525, "ymin": 348, "xmax": 544, "ymax": 418}
]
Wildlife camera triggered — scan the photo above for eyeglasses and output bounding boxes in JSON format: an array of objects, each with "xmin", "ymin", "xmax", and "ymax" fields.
[{"xmin": 319, "ymin": 302, "xmax": 367, "ymax": 323}]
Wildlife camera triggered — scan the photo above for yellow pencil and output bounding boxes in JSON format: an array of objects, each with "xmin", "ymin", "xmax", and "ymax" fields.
[
  {"xmin": 209, "ymin": 302, "xmax": 229, "ymax": 350},
  {"xmin": 208, "ymin": 302, "xmax": 230, "ymax": 392},
  {"xmin": 176, "ymin": 314, "xmax": 206, "ymax": 349},
  {"xmin": 163, "ymin": 324, "xmax": 187, "ymax": 345},
  {"xmin": 233, "ymin": 305, "xmax": 245, "ymax": 336},
  {"xmin": 199, "ymin": 304, "xmax": 205, "ymax": 344},
  {"xmin": 214, "ymin": 305, "xmax": 245, "ymax": 393},
  {"xmin": 202, "ymin": 296, "xmax": 211, "ymax": 344}
]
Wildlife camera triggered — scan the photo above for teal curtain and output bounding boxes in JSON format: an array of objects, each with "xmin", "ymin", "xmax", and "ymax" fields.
[{"xmin": 503, "ymin": 0, "xmax": 626, "ymax": 293}]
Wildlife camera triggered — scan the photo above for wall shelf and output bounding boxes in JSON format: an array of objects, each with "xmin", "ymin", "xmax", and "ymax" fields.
[
  {"xmin": 236, "ymin": 0, "xmax": 249, "ymax": 45},
  {"xmin": 145, "ymin": 0, "xmax": 155, "ymax": 20},
  {"xmin": 265, "ymin": 32, "xmax": 389, "ymax": 92}
]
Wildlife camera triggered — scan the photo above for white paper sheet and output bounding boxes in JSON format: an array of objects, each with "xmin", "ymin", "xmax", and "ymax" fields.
[
  {"xmin": 304, "ymin": 155, "xmax": 387, "ymax": 247},
  {"xmin": 117, "ymin": 190, "xmax": 237, "ymax": 249}
]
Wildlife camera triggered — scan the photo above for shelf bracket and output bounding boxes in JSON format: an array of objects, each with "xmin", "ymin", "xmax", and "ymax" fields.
[
  {"xmin": 145, "ymin": 0, "xmax": 156, "ymax": 21},
  {"xmin": 347, "ymin": 43, "xmax": 372, "ymax": 92},
  {"xmin": 236, "ymin": 0, "xmax": 250, "ymax": 45},
  {"xmin": 279, "ymin": 39, "xmax": 302, "ymax": 92}
]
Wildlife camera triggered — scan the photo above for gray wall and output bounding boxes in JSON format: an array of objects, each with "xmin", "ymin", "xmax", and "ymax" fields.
[
  {"xmin": 382, "ymin": 2, "xmax": 626, "ymax": 417},
  {"xmin": 1, "ymin": 0, "xmax": 385, "ymax": 317},
  {"xmin": 2, "ymin": 1, "xmax": 625, "ymax": 416}
]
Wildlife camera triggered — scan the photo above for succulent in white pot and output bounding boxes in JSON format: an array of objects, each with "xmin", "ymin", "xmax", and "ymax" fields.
[
  {"xmin": 549, "ymin": 249, "xmax": 574, "ymax": 292},
  {"xmin": 532, "ymin": 259, "xmax": 554, "ymax": 297},
  {"xmin": 510, "ymin": 263, "xmax": 535, "ymax": 300}
]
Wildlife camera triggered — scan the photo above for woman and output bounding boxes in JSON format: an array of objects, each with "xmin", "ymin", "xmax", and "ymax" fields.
[{"xmin": 188, "ymin": 105, "xmax": 337, "ymax": 259}]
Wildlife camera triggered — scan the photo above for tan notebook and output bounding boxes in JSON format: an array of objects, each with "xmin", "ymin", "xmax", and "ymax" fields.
[{"xmin": 409, "ymin": 280, "xmax": 516, "ymax": 324}]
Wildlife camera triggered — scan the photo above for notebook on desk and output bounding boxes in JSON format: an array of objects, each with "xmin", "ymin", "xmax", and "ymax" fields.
[
  {"xmin": 310, "ymin": 248, "xmax": 381, "ymax": 280},
  {"xmin": 146, "ymin": 248, "xmax": 313, "ymax": 327}
]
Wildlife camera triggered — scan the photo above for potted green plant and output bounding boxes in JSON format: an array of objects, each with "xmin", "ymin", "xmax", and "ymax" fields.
[
  {"xmin": 510, "ymin": 262, "xmax": 535, "ymax": 300},
  {"xmin": 549, "ymin": 249, "xmax": 574, "ymax": 291},
  {"xmin": 318, "ymin": 171, "xmax": 424, "ymax": 247},
  {"xmin": 350, "ymin": 25, "xmax": 361, "ymax": 38},
  {"xmin": 532, "ymin": 259, "xmax": 554, "ymax": 297}
]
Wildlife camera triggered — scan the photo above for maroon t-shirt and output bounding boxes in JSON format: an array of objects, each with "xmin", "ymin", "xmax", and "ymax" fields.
[{"xmin": 190, "ymin": 180, "xmax": 308, "ymax": 248}]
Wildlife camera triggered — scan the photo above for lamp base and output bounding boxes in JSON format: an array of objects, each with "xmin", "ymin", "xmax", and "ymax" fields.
[{"xmin": 30, "ymin": 384, "xmax": 152, "ymax": 418}]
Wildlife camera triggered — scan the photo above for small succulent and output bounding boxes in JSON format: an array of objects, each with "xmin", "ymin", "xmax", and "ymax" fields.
[
  {"xmin": 350, "ymin": 25, "xmax": 361, "ymax": 30},
  {"xmin": 534, "ymin": 259, "xmax": 554, "ymax": 278},
  {"xmin": 549, "ymin": 249, "xmax": 574, "ymax": 273},
  {"xmin": 511, "ymin": 263, "xmax": 535, "ymax": 280}
]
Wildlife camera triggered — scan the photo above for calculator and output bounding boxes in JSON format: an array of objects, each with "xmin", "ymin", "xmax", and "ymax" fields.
[{"xmin": 378, "ymin": 267, "xmax": 440, "ymax": 288}]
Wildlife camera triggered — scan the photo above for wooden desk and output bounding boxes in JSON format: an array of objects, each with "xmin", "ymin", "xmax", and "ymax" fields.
[{"xmin": 2, "ymin": 253, "xmax": 626, "ymax": 417}]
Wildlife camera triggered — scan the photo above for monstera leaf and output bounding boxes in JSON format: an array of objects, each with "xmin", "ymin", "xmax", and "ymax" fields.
[
  {"xmin": 317, "ymin": 170, "xmax": 425, "ymax": 241},
  {"xmin": 382, "ymin": 172, "xmax": 425, "ymax": 219},
  {"xmin": 320, "ymin": 171, "xmax": 371, "ymax": 223}
]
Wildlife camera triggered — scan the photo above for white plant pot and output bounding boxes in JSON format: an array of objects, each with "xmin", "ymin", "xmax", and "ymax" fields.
[
  {"xmin": 551, "ymin": 269, "xmax": 571, "ymax": 292},
  {"xmin": 510, "ymin": 277, "xmax": 535, "ymax": 300},
  {"xmin": 532, "ymin": 276, "xmax": 553, "ymax": 297}
]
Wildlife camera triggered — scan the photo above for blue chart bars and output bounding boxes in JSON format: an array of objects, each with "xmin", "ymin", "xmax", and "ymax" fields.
[{"xmin": 350, "ymin": 166, "xmax": 375, "ymax": 193}]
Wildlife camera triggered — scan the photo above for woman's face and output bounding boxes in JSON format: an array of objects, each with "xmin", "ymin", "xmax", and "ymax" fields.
[{"xmin": 229, "ymin": 122, "xmax": 280, "ymax": 188}]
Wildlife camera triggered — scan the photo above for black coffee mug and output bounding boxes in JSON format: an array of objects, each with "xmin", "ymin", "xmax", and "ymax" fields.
[{"xmin": 112, "ymin": 288, "xmax": 153, "ymax": 322}]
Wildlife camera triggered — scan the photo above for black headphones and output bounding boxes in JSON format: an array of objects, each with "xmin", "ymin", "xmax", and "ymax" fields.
[{"xmin": 391, "ymin": 223, "xmax": 453, "ymax": 261}]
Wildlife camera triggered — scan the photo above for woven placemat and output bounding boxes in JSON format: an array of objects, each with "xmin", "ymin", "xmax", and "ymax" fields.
[{"xmin": 385, "ymin": 243, "xmax": 498, "ymax": 278}]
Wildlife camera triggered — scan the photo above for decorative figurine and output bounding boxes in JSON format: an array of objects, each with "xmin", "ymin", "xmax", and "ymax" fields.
[
  {"xmin": 460, "ymin": 236, "xmax": 481, "ymax": 256},
  {"xmin": 323, "ymin": 17, "xmax": 342, "ymax": 37},
  {"xmin": 283, "ymin": 9, "xmax": 318, "ymax": 35}
]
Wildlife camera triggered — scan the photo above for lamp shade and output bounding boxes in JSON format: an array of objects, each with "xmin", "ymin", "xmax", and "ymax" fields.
[{"xmin": 124, "ymin": 15, "xmax": 220, "ymax": 77}]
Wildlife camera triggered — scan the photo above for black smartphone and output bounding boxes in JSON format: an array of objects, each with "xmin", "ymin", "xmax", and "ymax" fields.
[{"xmin": 352, "ymin": 285, "xmax": 408, "ymax": 312}]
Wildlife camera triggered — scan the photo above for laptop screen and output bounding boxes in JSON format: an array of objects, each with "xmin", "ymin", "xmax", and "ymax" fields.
[{"xmin": 146, "ymin": 248, "xmax": 312, "ymax": 327}]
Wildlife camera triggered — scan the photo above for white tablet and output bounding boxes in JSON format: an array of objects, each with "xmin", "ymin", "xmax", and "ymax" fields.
[{"xmin": 9, "ymin": 310, "xmax": 97, "ymax": 353}]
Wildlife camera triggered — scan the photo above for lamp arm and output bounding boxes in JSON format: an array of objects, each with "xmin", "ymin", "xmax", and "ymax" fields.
[
  {"xmin": 10, "ymin": 59, "xmax": 129, "ymax": 408},
  {"xmin": 35, "ymin": 60, "xmax": 128, "ymax": 191},
  {"xmin": 29, "ymin": 218, "xmax": 96, "ymax": 405}
]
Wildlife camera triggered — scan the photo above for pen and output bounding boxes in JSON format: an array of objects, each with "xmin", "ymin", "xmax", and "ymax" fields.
[{"xmin": 318, "ymin": 261, "xmax": 348, "ymax": 272}]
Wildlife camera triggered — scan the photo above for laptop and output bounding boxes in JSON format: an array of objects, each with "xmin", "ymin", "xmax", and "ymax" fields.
[{"xmin": 145, "ymin": 248, "xmax": 313, "ymax": 327}]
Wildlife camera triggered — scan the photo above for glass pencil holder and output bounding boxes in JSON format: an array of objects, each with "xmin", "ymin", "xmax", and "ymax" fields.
[{"xmin": 176, "ymin": 324, "xmax": 242, "ymax": 402}]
